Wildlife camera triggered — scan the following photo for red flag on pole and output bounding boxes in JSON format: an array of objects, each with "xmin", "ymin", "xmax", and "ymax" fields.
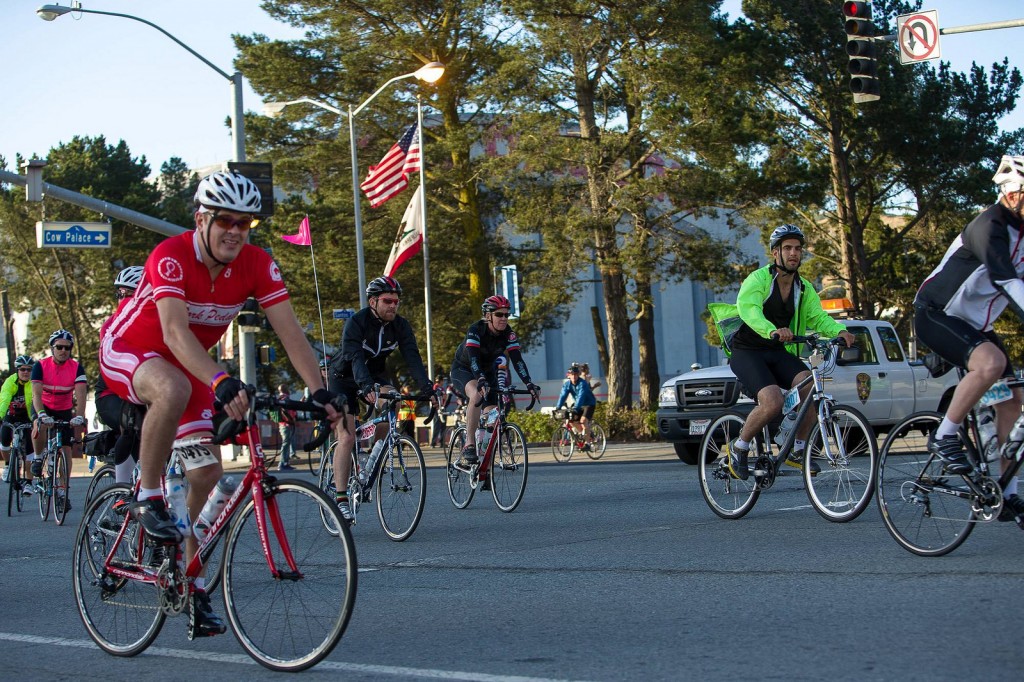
[
  {"xmin": 360, "ymin": 124, "xmax": 421, "ymax": 208},
  {"xmin": 384, "ymin": 191, "xmax": 424, "ymax": 277},
  {"xmin": 281, "ymin": 215, "xmax": 312, "ymax": 246}
]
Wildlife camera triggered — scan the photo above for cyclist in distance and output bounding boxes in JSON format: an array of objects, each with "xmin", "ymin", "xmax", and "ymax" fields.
[
  {"xmin": 99, "ymin": 170, "xmax": 343, "ymax": 637},
  {"xmin": 554, "ymin": 364, "xmax": 597, "ymax": 451},
  {"xmin": 451, "ymin": 295, "xmax": 540, "ymax": 468},
  {"xmin": 96, "ymin": 266, "xmax": 145, "ymax": 484},
  {"xmin": 30, "ymin": 329, "xmax": 88, "ymax": 497},
  {"xmin": 914, "ymin": 154, "xmax": 1024, "ymax": 523},
  {"xmin": 327, "ymin": 275, "xmax": 435, "ymax": 522},
  {"xmin": 1, "ymin": 355, "xmax": 36, "ymax": 483},
  {"xmin": 726, "ymin": 224, "xmax": 855, "ymax": 481}
]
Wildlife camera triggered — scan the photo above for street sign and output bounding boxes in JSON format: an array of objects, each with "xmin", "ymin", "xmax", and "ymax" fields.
[
  {"xmin": 35, "ymin": 221, "xmax": 112, "ymax": 248},
  {"xmin": 497, "ymin": 264, "xmax": 521, "ymax": 319},
  {"xmin": 333, "ymin": 308, "xmax": 356, "ymax": 320},
  {"xmin": 897, "ymin": 10, "xmax": 941, "ymax": 65}
]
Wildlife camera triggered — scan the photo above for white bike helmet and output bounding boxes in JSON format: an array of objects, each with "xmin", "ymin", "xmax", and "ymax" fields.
[
  {"xmin": 114, "ymin": 265, "xmax": 144, "ymax": 290},
  {"xmin": 48, "ymin": 329, "xmax": 74, "ymax": 347},
  {"xmin": 194, "ymin": 171, "xmax": 262, "ymax": 213},
  {"xmin": 993, "ymin": 155, "xmax": 1024, "ymax": 195}
]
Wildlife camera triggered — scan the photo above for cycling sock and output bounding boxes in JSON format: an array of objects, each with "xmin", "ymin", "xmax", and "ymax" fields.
[
  {"xmin": 1005, "ymin": 477, "xmax": 1019, "ymax": 497},
  {"xmin": 138, "ymin": 487, "xmax": 163, "ymax": 501},
  {"xmin": 115, "ymin": 459, "xmax": 135, "ymax": 484},
  {"xmin": 936, "ymin": 418, "xmax": 961, "ymax": 440},
  {"xmin": 734, "ymin": 438, "xmax": 750, "ymax": 451},
  {"xmin": 335, "ymin": 492, "xmax": 348, "ymax": 504}
]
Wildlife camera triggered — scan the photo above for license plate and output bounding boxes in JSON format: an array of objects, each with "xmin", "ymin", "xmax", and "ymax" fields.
[
  {"xmin": 688, "ymin": 419, "xmax": 711, "ymax": 436},
  {"xmin": 979, "ymin": 380, "xmax": 1013, "ymax": 407}
]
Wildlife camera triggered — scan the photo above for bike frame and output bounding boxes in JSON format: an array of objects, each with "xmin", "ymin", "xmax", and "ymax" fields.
[{"xmin": 462, "ymin": 387, "xmax": 535, "ymax": 483}]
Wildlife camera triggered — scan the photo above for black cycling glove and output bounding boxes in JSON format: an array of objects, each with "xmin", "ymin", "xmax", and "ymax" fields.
[
  {"xmin": 476, "ymin": 377, "xmax": 490, "ymax": 393},
  {"xmin": 214, "ymin": 376, "xmax": 247, "ymax": 406}
]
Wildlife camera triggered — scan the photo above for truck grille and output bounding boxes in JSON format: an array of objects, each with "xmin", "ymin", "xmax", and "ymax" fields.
[{"xmin": 677, "ymin": 380, "xmax": 741, "ymax": 408}]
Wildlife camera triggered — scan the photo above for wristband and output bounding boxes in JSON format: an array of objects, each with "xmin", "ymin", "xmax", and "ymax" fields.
[{"xmin": 210, "ymin": 372, "xmax": 229, "ymax": 391}]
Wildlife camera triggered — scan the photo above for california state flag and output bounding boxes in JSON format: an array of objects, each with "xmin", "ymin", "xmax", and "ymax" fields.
[{"xmin": 384, "ymin": 191, "xmax": 424, "ymax": 277}]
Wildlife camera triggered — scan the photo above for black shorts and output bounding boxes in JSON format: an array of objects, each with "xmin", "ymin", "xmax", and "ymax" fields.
[
  {"xmin": 449, "ymin": 365, "xmax": 498, "ymax": 407},
  {"xmin": 572, "ymin": 405, "xmax": 595, "ymax": 421},
  {"xmin": 729, "ymin": 347, "xmax": 808, "ymax": 398},
  {"xmin": 327, "ymin": 374, "xmax": 394, "ymax": 416},
  {"xmin": 915, "ymin": 306, "xmax": 1013, "ymax": 377}
]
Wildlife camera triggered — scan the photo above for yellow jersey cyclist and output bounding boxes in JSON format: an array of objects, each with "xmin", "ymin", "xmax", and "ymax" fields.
[{"xmin": 1, "ymin": 355, "xmax": 37, "ymax": 484}]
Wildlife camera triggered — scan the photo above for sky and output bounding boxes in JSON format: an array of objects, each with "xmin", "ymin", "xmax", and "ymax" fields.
[{"xmin": 2, "ymin": 1, "xmax": 1023, "ymax": 178}]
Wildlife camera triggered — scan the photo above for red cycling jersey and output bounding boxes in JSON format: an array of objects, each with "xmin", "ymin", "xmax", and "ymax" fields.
[{"xmin": 104, "ymin": 230, "xmax": 289, "ymax": 353}]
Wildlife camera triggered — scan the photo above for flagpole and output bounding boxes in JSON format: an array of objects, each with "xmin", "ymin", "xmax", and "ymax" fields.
[
  {"xmin": 417, "ymin": 96, "xmax": 434, "ymax": 376},
  {"xmin": 305, "ymin": 215, "xmax": 328, "ymax": 360}
]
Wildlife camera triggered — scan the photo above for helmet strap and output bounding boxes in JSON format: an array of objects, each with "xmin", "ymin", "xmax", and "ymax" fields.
[
  {"xmin": 773, "ymin": 255, "xmax": 799, "ymax": 275},
  {"xmin": 198, "ymin": 215, "xmax": 231, "ymax": 268}
]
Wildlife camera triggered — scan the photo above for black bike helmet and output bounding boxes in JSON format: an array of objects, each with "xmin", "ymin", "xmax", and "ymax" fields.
[
  {"xmin": 366, "ymin": 276, "xmax": 402, "ymax": 298},
  {"xmin": 768, "ymin": 224, "xmax": 805, "ymax": 251}
]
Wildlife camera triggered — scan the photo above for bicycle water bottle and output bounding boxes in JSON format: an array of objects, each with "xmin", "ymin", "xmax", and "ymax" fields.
[
  {"xmin": 977, "ymin": 409, "xmax": 999, "ymax": 463},
  {"xmin": 163, "ymin": 468, "xmax": 192, "ymax": 539},
  {"xmin": 192, "ymin": 475, "xmax": 237, "ymax": 543},
  {"xmin": 774, "ymin": 411, "xmax": 798, "ymax": 448},
  {"xmin": 477, "ymin": 426, "xmax": 490, "ymax": 452},
  {"xmin": 1001, "ymin": 413, "xmax": 1024, "ymax": 459},
  {"xmin": 362, "ymin": 440, "xmax": 385, "ymax": 483}
]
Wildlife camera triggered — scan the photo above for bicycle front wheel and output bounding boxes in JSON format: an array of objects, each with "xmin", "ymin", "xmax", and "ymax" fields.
[
  {"xmin": 492, "ymin": 423, "xmax": 529, "ymax": 512},
  {"xmin": 698, "ymin": 411, "xmax": 759, "ymax": 519},
  {"xmin": 86, "ymin": 464, "xmax": 117, "ymax": 505},
  {"xmin": 446, "ymin": 426, "xmax": 475, "ymax": 509},
  {"xmin": 73, "ymin": 484, "xmax": 165, "ymax": 656},
  {"xmin": 316, "ymin": 447, "xmax": 341, "ymax": 537},
  {"xmin": 54, "ymin": 450, "xmax": 71, "ymax": 526},
  {"xmin": 7, "ymin": 449, "xmax": 23, "ymax": 516},
  {"xmin": 376, "ymin": 435, "xmax": 426, "ymax": 541},
  {"xmin": 876, "ymin": 412, "xmax": 976, "ymax": 556},
  {"xmin": 38, "ymin": 463, "xmax": 51, "ymax": 522},
  {"xmin": 222, "ymin": 479, "xmax": 357, "ymax": 672},
  {"xmin": 804, "ymin": 404, "xmax": 877, "ymax": 522},
  {"xmin": 586, "ymin": 424, "xmax": 607, "ymax": 460},
  {"xmin": 551, "ymin": 426, "xmax": 573, "ymax": 462}
]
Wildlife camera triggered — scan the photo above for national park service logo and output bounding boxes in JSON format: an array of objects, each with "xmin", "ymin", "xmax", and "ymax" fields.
[{"xmin": 856, "ymin": 372, "xmax": 871, "ymax": 404}]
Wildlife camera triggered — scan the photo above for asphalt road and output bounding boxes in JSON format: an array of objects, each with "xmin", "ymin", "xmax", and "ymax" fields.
[{"xmin": 1, "ymin": 441, "xmax": 1021, "ymax": 681}]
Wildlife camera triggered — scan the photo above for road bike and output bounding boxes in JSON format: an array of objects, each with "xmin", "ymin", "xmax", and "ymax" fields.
[
  {"xmin": 876, "ymin": 374, "xmax": 1024, "ymax": 556},
  {"xmin": 698, "ymin": 334, "xmax": 877, "ymax": 522},
  {"xmin": 73, "ymin": 391, "xmax": 357, "ymax": 672},
  {"xmin": 550, "ymin": 409, "xmax": 607, "ymax": 462},
  {"xmin": 6, "ymin": 423, "xmax": 33, "ymax": 516},
  {"xmin": 445, "ymin": 386, "xmax": 536, "ymax": 512},
  {"xmin": 32, "ymin": 419, "xmax": 77, "ymax": 525},
  {"xmin": 317, "ymin": 387, "xmax": 434, "ymax": 541}
]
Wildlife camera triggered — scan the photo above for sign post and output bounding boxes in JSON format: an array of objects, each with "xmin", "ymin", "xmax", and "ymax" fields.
[{"xmin": 35, "ymin": 221, "xmax": 112, "ymax": 248}]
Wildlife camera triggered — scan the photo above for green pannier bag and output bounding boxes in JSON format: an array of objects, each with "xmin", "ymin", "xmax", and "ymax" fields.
[{"xmin": 708, "ymin": 302, "xmax": 743, "ymax": 358}]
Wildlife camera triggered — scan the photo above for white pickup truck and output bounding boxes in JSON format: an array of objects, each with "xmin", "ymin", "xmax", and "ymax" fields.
[{"xmin": 656, "ymin": 319, "xmax": 959, "ymax": 464}]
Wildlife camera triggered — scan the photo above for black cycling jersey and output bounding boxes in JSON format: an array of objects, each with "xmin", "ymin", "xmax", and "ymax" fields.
[
  {"xmin": 333, "ymin": 307, "xmax": 431, "ymax": 394},
  {"xmin": 915, "ymin": 202, "xmax": 1024, "ymax": 330},
  {"xmin": 453, "ymin": 319, "xmax": 532, "ymax": 384},
  {"xmin": 732, "ymin": 272, "xmax": 798, "ymax": 351}
]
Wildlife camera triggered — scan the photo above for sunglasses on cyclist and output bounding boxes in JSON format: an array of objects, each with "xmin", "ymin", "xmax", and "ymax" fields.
[
  {"xmin": 491, "ymin": 312, "xmax": 511, "ymax": 318},
  {"xmin": 204, "ymin": 210, "xmax": 257, "ymax": 231},
  {"xmin": 54, "ymin": 344, "xmax": 73, "ymax": 351},
  {"xmin": 17, "ymin": 367, "xmax": 31, "ymax": 372},
  {"xmin": 377, "ymin": 297, "xmax": 400, "ymax": 306}
]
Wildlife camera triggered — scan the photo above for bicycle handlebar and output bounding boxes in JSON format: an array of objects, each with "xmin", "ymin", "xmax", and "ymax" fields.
[{"xmin": 474, "ymin": 386, "xmax": 538, "ymax": 412}]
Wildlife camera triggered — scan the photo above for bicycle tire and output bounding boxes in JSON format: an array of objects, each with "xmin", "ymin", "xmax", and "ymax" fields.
[
  {"xmin": 38, "ymin": 456, "xmax": 52, "ymax": 522},
  {"xmin": 698, "ymin": 411, "xmax": 760, "ymax": 519},
  {"xmin": 86, "ymin": 464, "xmax": 117, "ymax": 506},
  {"xmin": 804, "ymin": 404, "xmax": 877, "ymax": 522},
  {"xmin": 54, "ymin": 450, "xmax": 71, "ymax": 526},
  {"xmin": 7, "ymin": 448, "xmax": 22, "ymax": 516},
  {"xmin": 221, "ymin": 479, "xmax": 357, "ymax": 672},
  {"xmin": 551, "ymin": 426, "xmax": 573, "ymax": 462},
  {"xmin": 492, "ymin": 422, "xmax": 529, "ymax": 512},
  {"xmin": 375, "ymin": 435, "xmax": 426, "ymax": 541},
  {"xmin": 73, "ymin": 483, "xmax": 166, "ymax": 656},
  {"xmin": 876, "ymin": 412, "xmax": 976, "ymax": 556},
  {"xmin": 586, "ymin": 424, "xmax": 607, "ymax": 460},
  {"xmin": 445, "ymin": 426, "xmax": 475, "ymax": 509},
  {"xmin": 316, "ymin": 447, "xmax": 342, "ymax": 537}
]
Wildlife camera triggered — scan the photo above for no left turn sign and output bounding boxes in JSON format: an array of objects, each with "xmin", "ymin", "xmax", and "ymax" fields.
[{"xmin": 897, "ymin": 10, "xmax": 941, "ymax": 65}]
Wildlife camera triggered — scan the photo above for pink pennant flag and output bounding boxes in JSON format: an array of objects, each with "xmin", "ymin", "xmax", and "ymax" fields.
[{"xmin": 281, "ymin": 215, "xmax": 312, "ymax": 246}]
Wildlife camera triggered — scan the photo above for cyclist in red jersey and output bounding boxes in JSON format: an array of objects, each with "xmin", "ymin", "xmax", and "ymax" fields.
[
  {"xmin": 99, "ymin": 170, "xmax": 343, "ymax": 637},
  {"xmin": 30, "ymin": 329, "xmax": 87, "ymax": 501}
]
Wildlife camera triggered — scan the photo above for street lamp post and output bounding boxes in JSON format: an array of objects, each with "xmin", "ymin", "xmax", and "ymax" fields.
[{"xmin": 36, "ymin": 2, "xmax": 257, "ymax": 399}]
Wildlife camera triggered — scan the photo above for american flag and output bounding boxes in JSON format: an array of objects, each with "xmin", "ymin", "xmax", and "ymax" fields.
[{"xmin": 360, "ymin": 124, "xmax": 421, "ymax": 208}]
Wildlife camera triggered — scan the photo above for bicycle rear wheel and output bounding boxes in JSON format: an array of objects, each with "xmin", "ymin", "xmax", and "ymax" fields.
[
  {"xmin": 446, "ymin": 427, "xmax": 475, "ymax": 508},
  {"xmin": 551, "ymin": 426, "xmax": 573, "ymax": 462},
  {"xmin": 222, "ymin": 479, "xmax": 357, "ymax": 672},
  {"xmin": 698, "ymin": 411, "xmax": 760, "ymax": 519},
  {"xmin": 586, "ymin": 424, "xmax": 607, "ymax": 460},
  {"xmin": 804, "ymin": 404, "xmax": 877, "ymax": 522},
  {"xmin": 492, "ymin": 423, "xmax": 529, "ymax": 512},
  {"xmin": 7, "ymin": 449, "xmax": 23, "ymax": 516},
  {"xmin": 376, "ymin": 435, "xmax": 426, "ymax": 541},
  {"xmin": 316, "ymin": 448, "xmax": 342, "ymax": 537},
  {"xmin": 876, "ymin": 412, "xmax": 976, "ymax": 556},
  {"xmin": 54, "ymin": 450, "xmax": 71, "ymax": 525},
  {"xmin": 73, "ymin": 483, "xmax": 165, "ymax": 656},
  {"xmin": 86, "ymin": 464, "xmax": 117, "ymax": 505}
]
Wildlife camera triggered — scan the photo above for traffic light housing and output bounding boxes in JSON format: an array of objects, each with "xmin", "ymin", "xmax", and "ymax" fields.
[
  {"xmin": 226, "ymin": 161, "xmax": 274, "ymax": 217},
  {"xmin": 237, "ymin": 297, "xmax": 261, "ymax": 330},
  {"xmin": 843, "ymin": 1, "xmax": 880, "ymax": 103}
]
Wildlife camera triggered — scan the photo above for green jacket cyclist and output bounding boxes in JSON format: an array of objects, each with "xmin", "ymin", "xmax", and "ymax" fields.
[{"xmin": 726, "ymin": 224, "xmax": 855, "ymax": 481}]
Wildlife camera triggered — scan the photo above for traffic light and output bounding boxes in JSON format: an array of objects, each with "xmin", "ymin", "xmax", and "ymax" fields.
[
  {"xmin": 237, "ymin": 297, "xmax": 261, "ymax": 330},
  {"xmin": 226, "ymin": 161, "xmax": 274, "ymax": 216},
  {"xmin": 843, "ymin": 1, "xmax": 880, "ymax": 103}
]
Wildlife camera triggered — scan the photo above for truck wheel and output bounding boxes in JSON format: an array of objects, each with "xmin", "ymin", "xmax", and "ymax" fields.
[{"xmin": 674, "ymin": 442, "xmax": 699, "ymax": 465}]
